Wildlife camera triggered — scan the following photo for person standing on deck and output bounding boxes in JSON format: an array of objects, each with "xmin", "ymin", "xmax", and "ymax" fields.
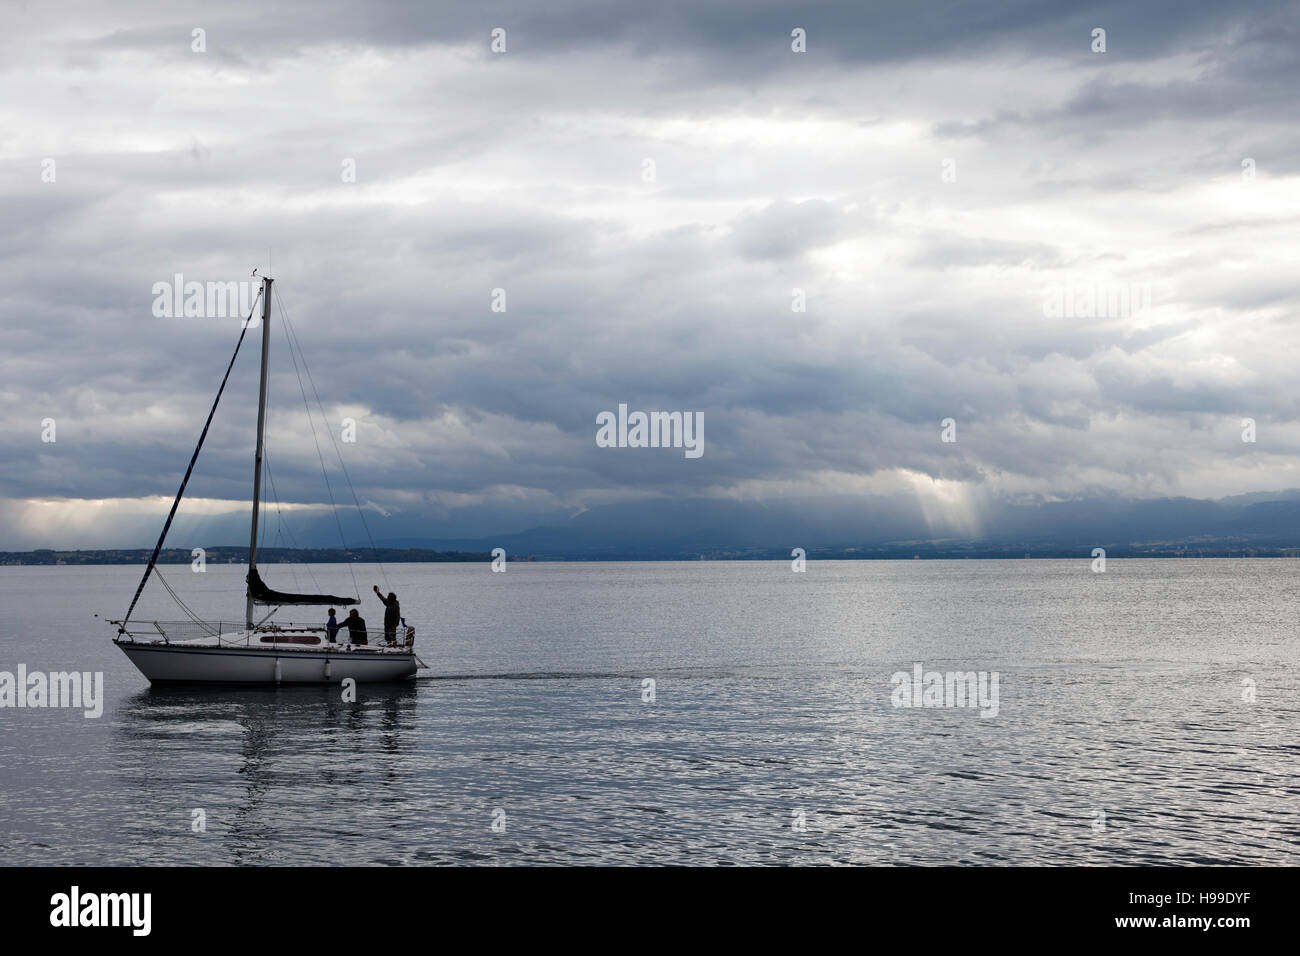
[
  {"xmin": 326, "ymin": 608, "xmax": 340, "ymax": 642},
  {"xmin": 373, "ymin": 585, "xmax": 401, "ymax": 644}
]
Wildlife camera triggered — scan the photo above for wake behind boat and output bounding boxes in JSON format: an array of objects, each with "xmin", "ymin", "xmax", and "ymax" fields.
[{"xmin": 110, "ymin": 274, "xmax": 422, "ymax": 684}]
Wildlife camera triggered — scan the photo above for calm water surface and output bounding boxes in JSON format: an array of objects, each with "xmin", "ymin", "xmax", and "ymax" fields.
[{"xmin": 0, "ymin": 560, "xmax": 1296, "ymax": 865}]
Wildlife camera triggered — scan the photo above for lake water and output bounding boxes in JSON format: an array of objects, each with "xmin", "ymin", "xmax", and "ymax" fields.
[{"xmin": 0, "ymin": 559, "xmax": 1296, "ymax": 865}]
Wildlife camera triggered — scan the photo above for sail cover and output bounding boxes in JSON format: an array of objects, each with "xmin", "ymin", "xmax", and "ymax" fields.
[{"xmin": 247, "ymin": 568, "xmax": 357, "ymax": 606}]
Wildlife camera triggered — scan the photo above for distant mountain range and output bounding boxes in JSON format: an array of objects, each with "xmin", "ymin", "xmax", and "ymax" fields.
[
  {"xmin": 20, "ymin": 490, "xmax": 1300, "ymax": 560},
  {"xmin": 380, "ymin": 491, "xmax": 1300, "ymax": 559}
]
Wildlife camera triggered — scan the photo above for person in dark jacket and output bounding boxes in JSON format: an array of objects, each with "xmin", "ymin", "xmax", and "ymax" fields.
[
  {"xmin": 342, "ymin": 608, "xmax": 368, "ymax": 645},
  {"xmin": 373, "ymin": 586, "xmax": 401, "ymax": 643},
  {"xmin": 326, "ymin": 608, "xmax": 340, "ymax": 642}
]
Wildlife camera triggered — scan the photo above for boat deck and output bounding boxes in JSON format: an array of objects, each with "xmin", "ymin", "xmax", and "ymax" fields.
[{"xmin": 114, "ymin": 622, "xmax": 416, "ymax": 656}]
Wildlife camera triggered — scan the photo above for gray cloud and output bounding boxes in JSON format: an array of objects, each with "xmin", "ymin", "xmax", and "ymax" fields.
[{"xmin": 1, "ymin": 0, "xmax": 1299, "ymax": 548}]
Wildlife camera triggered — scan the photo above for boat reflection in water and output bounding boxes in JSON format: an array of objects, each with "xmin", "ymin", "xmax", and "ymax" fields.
[{"xmin": 111, "ymin": 682, "xmax": 421, "ymax": 864}]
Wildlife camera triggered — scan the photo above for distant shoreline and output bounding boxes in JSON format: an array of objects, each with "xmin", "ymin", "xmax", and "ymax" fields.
[{"xmin": 3, "ymin": 545, "xmax": 1299, "ymax": 565}]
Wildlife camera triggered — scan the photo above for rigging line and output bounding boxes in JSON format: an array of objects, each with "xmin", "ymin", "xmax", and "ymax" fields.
[
  {"xmin": 261, "ymin": 449, "xmax": 299, "ymax": 594},
  {"xmin": 275, "ymin": 289, "xmax": 390, "ymax": 587},
  {"xmin": 273, "ymin": 289, "xmax": 361, "ymax": 600},
  {"xmin": 121, "ymin": 288, "xmax": 264, "ymax": 629},
  {"xmin": 275, "ymin": 298, "xmax": 357, "ymax": 602},
  {"xmin": 259, "ymin": 369, "xmax": 271, "ymax": 560},
  {"xmin": 153, "ymin": 567, "xmax": 216, "ymax": 634},
  {"xmin": 261, "ymin": 434, "xmax": 317, "ymax": 598},
  {"xmin": 262, "ymin": 447, "xmax": 324, "ymax": 596}
]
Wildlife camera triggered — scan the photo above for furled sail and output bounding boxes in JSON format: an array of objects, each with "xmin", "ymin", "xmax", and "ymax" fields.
[{"xmin": 247, "ymin": 568, "xmax": 357, "ymax": 606}]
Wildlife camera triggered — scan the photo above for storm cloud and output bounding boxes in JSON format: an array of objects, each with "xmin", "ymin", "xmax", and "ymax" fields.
[{"xmin": 2, "ymin": 0, "xmax": 1299, "ymax": 548}]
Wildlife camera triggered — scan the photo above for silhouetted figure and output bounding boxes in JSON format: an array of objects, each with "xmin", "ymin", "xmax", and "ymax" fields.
[
  {"xmin": 373, "ymin": 586, "xmax": 400, "ymax": 643},
  {"xmin": 326, "ymin": 608, "xmax": 340, "ymax": 642},
  {"xmin": 343, "ymin": 608, "xmax": 367, "ymax": 645}
]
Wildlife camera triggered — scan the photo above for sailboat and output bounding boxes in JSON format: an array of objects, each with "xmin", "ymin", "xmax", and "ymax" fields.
[{"xmin": 111, "ymin": 275, "xmax": 420, "ymax": 683}]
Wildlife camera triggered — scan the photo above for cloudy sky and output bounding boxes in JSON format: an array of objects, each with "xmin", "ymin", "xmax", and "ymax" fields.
[{"xmin": 2, "ymin": 0, "xmax": 1299, "ymax": 549}]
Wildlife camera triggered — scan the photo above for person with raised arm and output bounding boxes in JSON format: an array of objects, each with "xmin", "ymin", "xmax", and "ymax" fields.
[{"xmin": 373, "ymin": 585, "xmax": 401, "ymax": 644}]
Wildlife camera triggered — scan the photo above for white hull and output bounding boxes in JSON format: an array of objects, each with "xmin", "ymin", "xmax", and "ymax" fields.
[{"xmin": 115, "ymin": 636, "xmax": 418, "ymax": 684}]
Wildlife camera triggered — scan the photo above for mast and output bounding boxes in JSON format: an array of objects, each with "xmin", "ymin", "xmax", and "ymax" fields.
[{"xmin": 246, "ymin": 276, "xmax": 273, "ymax": 629}]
